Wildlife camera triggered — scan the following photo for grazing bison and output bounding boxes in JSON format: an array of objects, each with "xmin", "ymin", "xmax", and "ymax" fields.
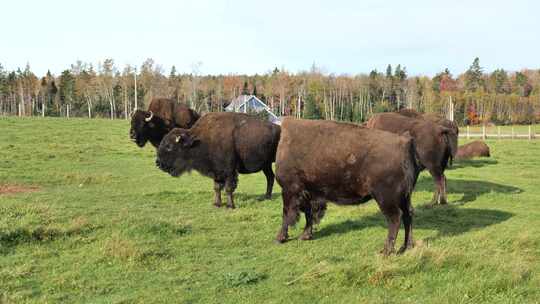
[
  {"xmin": 367, "ymin": 112, "xmax": 456, "ymax": 205},
  {"xmin": 456, "ymin": 140, "xmax": 490, "ymax": 160},
  {"xmin": 130, "ymin": 98, "xmax": 200, "ymax": 148},
  {"xmin": 397, "ymin": 108, "xmax": 459, "ymax": 159},
  {"xmin": 275, "ymin": 118, "xmax": 420, "ymax": 255},
  {"xmin": 156, "ymin": 112, "xmax": 281, "ymax": 208}
]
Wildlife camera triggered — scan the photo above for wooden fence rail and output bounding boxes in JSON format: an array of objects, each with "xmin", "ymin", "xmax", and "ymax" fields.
[{"xmin": 459, "ymin": 125, "xmax": 538, "ymax": 139}]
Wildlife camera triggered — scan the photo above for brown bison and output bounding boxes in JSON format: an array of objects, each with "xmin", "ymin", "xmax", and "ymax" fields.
[
  {"xmin": 397, "ymin": 108, "xmax": 459, "ymax": 159},
  {"xmin": 367, "ymin": 112, "xmax": 456, "ymax": 205},
  {"xmin": 130, "ymin": 98, "xmax": 200, "ymax": 148},
  {"xmin": 275, "ymin": 118, "xmax": 420, "ymax": 255},
  {"xmin": 156, "ymin": 112, "xmax": 281, "ymax": 208},
  {"xmin": 456, "ymin": 140, "xmax": 491, "ymax": 160}
]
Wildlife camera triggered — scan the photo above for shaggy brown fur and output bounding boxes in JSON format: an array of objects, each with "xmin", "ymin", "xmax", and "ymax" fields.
[
  {"xmin": 275, "ymin": 118, "xmax": 420, "ymax": 255},
  {"xmin": 367, "ymin": 112, "xmax": 455, "ymax": 205},
  {"xmin": 156, "ymin": 112, "xmax": 280, "ymax": 208},
  {"xmin": 397, "ymin": 108, "xmax": 459, "ymax": 160},
  {"xmin": 130, "ymin": 98, "xmax": 200, "ymax": 148},
  {"xmin": 456, "ymin": 140, "xmax": 491, "ymax": 160}
]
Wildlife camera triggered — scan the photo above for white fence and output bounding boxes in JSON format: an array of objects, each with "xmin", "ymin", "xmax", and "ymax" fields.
[{"xmin": 459, "ymin": 125, "xmax": 538, "ymax": 140}]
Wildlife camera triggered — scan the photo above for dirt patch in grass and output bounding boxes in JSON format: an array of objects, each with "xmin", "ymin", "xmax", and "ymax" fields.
[{"xmin": 0, "ymin": 184, "xmax": 40, "ymax": 195}]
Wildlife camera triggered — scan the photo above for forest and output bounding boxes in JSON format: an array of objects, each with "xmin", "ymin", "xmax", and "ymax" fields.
[{"xmin": 1, "ymin": 57, "xmax": 539, "ymax": 125}]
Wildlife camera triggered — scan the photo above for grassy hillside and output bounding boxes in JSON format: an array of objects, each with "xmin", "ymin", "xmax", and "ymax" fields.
[{"xmin": 1, "ymin": 117, "xmax": 539, "ymax": 303}]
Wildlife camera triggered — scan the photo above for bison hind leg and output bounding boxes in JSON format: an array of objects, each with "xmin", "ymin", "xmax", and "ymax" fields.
[
  {"xmin": 398, "ymin": 194, "xmax": 414, "ymax": 254},
  {"xmin": 262, "ymin": 165, "xmax": 275, "ymax": 200},
  {"xmin": 276, "ymin": 190, "xmax": 303, "ymax": 243}
]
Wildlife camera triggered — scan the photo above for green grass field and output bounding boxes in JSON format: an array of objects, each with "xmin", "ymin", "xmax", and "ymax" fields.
[{"xmin": 1, "ymin": 117, "xmax": 539, "ymax": 304}]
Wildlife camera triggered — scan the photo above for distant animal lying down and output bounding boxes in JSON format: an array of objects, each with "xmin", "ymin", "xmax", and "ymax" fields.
[
  {"xmin": 456, "ymin": 140, "xmax": 491, "ymax": 160},
  {"xmin": 275, "ymin": 118, "xmax": 421, "ymax": 255},
  {"xmin": 156, "ymin": 112, "xmax": 281, "ymax": 208},
  {"xmin": 130, "ymin": 98, "xmax": 200, "ymax": 148}
]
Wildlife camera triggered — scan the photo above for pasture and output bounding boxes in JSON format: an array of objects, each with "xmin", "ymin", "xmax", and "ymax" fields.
[{"xmin": 1, "ymin": 117, "xmax": 539, "ymax": 303}]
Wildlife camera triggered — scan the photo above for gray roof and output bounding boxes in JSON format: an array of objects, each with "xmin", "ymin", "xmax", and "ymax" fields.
[{"xmin": 225, "ymin": 95, "xmax": 280, "ymax": 124}]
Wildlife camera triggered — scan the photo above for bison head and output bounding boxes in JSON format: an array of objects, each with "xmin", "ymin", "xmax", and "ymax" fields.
[
  {"xmin": 156, "ymin": 128, "xmax": 199, "ymax": 177},
  {"xmin": 130, "ymin": 110, "xmax": 155, "ymax": 147}
]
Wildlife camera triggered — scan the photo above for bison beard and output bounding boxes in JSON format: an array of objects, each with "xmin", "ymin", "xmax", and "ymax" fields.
[
  {"xmin": 129, "ymin": 98, "xmax": 199, "ymax": 149},
  {"xmin": 156, "ymin": 112, "xmax": 280, "ymax": 209},
  {"xmin": 274, "ymin": 118, "xmax": 420, "ymax": 255}
]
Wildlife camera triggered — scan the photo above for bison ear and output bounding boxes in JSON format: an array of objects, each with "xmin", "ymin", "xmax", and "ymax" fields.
[
  {"xmin": 439, "ymin": 126, "xmax": 454, "ymax": 135},
  {"xmin": 179, "ymin": 133, "xmax": 199, "ymax": 148}
]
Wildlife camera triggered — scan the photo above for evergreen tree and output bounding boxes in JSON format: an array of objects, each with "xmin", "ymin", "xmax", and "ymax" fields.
[
  {"xmin": 385, "ymin": 64, "xmax": 393, "ymax": 79},
  {"xmin": 59, "ymin": 70, "xmax": 75, "ymax": 109},
  {"xmin": 490, "ymin": 69, "xmax": 509, "ymax": 94},
  {"xmin": 169, "ymin": 65, "xmax": 177, "ymax": 79},
  {"xmin": 252, "ymin": 83, "xmax": 258, "ymax": 96},
  {"xmin": 303, "ymin": 94, "xmax": 321, "ymax": 119},
  {"xmin": 465, "ymin": 57, "xmax": 484, "ymax": 92},
  {"xmin": 242, "ymin": 80, "xmax": 249, "ymax": 95}
]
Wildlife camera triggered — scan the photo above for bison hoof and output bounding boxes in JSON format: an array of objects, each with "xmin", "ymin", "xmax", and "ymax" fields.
[
  {"xmin": 397, "ymin": 243, "xmax": 414, "ymax": 255},
  {"xmin": 214, "ymin": 203, "xmax": 222, "ymax": 208},
  {"xmin": 275, "ymin": 234, "xmax": 288, "ymax": 244},
  {"xmin": 299, "ymin": 233, "xmax": 312, "ymax": 241},
  {"xmin": 226, "ymin": 204, "xmax": 235, "ymax": 209},
  {"xmin": 380, "ymin": 247, "xmax": 395, "ymax": 256},
  {"xmin": 264, "ymin": 194, "xmax": 272, "ymax": 200}
]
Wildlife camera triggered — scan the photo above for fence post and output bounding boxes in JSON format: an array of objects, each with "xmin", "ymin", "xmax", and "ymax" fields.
[
  {"xmin": 482, "ymin": 125, "xmax": 486, "ymax": 140},
  {"xmin": 529, "ymin": 125, "xmax": 532, "ymax": 140},
  {"xmin": 467, "ymin": 125, "xmax": 470, "ymax": 139},
  {"xmin": 512, "ymin": 127, "xmax": 515, "ymax": 139},
  {"xmin": 498, "ymin": 126, "xmax": 501, "ymax": 139}
]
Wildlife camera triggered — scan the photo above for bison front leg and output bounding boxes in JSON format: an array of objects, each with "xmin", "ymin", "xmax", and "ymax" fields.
[
  {"xmin": 439, "ymin": 174, "xmax": 448, "ymax": 205},
  {"xmin": 213, "ymin": 181, "xmax": 224, "ymax": 208},
  {"xmin": 380, "ymin": 207, "xmax": 402, "ymax": 256},
  {"xmin": 262, "ymin": 165, "xmax": 275, "ymax": 200},
  {"xmin": 224, "ymin": 174, "xmax": 238, "ymax": 209},
  {"xmin": 429, "ymin": 171, "xmax": 447, "ymax": 205}
]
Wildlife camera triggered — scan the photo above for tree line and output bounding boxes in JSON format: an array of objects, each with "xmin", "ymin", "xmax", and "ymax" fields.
[{"xmin": 0, "ymin": 57, "xmax": 538, "ymax": 125}]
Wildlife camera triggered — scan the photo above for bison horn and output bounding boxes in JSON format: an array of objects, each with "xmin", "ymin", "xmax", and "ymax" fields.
[
  {"xmin": 145, "ymin": 111, "xmax": 154, "ymax": 122},
  {"xmin": 175, "ymin": 135, "xmax": 181, "ymax": 143}
]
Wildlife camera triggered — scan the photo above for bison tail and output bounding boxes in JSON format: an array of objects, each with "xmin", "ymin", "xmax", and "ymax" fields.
[{"xmin": 404, "ymin": 137, "xmax": 421, "ymax": 195}]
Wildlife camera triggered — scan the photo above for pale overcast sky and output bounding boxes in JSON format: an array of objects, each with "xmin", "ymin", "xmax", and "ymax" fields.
[{"xmin": 1, "ymin": 0, "xmax": 539, "ymax": 76}]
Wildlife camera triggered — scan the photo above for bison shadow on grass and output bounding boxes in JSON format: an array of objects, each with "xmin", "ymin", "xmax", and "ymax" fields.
[
  {"xmin": 448, "ymin": 158, "xmax": 498, "ymax": 170},
  {"xmin": 415, "ymin": 176, "xmax": 522, "ymax": 204},
  {"xmin": 316, "ymin": 205, "xmax": 513, "ymax": 242}
]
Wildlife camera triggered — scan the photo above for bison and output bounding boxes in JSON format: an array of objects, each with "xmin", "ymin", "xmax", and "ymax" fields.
[
  {"xmin": 275, "ymin": 118, "xmax": 420, "ymax": 255},
  {"xmin": 397, "ymin": 108, "xmax": 459, "ymax": 159},
  {"xmin": 156, "ymin": 112, "xmax": 281, "ymax": 208},
  {"xmin": 130, "ymin": 98, "xmax": 200, "ymax": 148},
  {"xmin": 456, "ymin": 140, "xmax": 490, "ymax": 160},
  {"xmin": 367, "ymin": 112, "xmax": 456, "ymax": 205}
]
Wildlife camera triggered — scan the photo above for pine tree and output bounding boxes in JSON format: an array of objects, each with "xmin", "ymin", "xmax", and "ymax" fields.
[
  {"xmin": 252, "ymin": 83, "xmax": 258, "ymax": 96},
  {"xmin": 465, "ymin": 57, "xmax": 484, "ymax": 92},
  {"xmin": 304, "ymin": 95, "xmax": 321, "ymax": 119},
  {"xmin": 242, "ymin": 80, "xmax": 249, "ymax": 95},
  {"xmin": 169, "ymin": 65, "xmax": 177, "ymax": 79},
  {"xmin": 385, "ymin": 64, "xmax": 393, "ymax": 79}
]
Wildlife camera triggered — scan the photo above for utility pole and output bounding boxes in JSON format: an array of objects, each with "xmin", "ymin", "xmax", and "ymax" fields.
[{"xmin": 134, "ymin": 67, "xmax": 138, "ymax": 111}]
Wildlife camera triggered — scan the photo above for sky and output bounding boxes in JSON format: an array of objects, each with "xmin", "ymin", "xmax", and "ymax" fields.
[{"xmin": 1, "ymin": 0, "xmax": 539, "ymax": 77}]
